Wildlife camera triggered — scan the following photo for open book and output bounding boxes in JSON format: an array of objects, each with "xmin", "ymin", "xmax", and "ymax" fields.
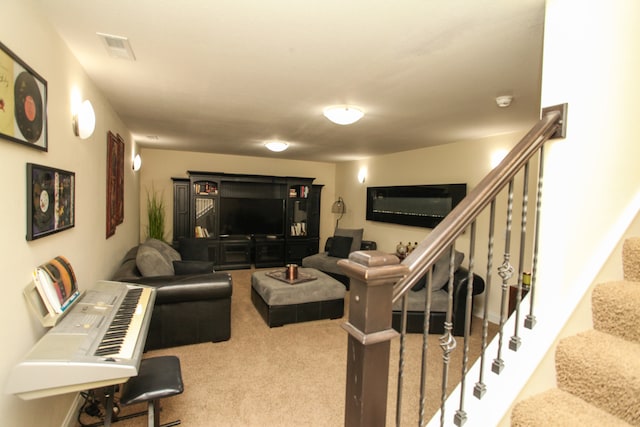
[{"xmin": 32, "ymin": 256, "xmax": 80, "ymax": 315}]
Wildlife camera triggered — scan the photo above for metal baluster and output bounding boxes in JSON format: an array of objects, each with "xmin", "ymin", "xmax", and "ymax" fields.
[
  {"xmin": 454, "ymin": 222, "xmax": 476, "ymax": 426},
  {"xmin": 526, "ymin": 145, "xmax": 545, "ymax": 330},
  {"xmin": 510, "ymin": 162, "xmax": 530, "ymax": 351},
  {"xmin": 439, "ymin": 246, "xmax": 457, "ymax": 426},
  {"xmin": 419, "ymin": 268, "xmax": 434, "ymax": 427},
  {"xmin": 396, "ymin": 294, "xmax": 408, "ymax": 427},
  {"xmin": 474, "ymin": 200, "xmax": 496, "ymax": 398},
  {"xmin": 492, "ymin": 180, "xmax": 515, "ymax": 374}
]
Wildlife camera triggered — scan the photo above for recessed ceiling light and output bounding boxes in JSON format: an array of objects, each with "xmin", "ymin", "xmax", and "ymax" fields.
[
  {"xmin": 323, "ymin": 105, "xmax": 365, "ymax": 125},
  {"xmin": 264, "ymin": 140, "xmax": 289, "ymax": 152}
]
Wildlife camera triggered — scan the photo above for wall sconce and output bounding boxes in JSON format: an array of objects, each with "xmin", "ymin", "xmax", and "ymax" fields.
[
  {"xmin": 491, "ymin": 148, "xmax": 509, "ymax": 168},
  {"xmin": 357, "ymin": 167, "xmax": 367, "ymax": 184},
  {"xmin": 132, "ymin": 154, "xmax": 142, "ymax": 171},
  {"xmin": 331, "ymin": 196, "xmax": 346, "ymax": 228},
  {"xmin": 72, "ymin": 99, "xmax": 96, "ymax": 139}
]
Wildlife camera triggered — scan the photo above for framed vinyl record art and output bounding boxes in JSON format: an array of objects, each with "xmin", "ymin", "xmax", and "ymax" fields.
[
  {"xmin": 27, "ymin": 163, "xmax": 75, "ymax": 241},
  {"xmin": 0, "ymin": 41, "xmax": 48, "ymax": 151}
]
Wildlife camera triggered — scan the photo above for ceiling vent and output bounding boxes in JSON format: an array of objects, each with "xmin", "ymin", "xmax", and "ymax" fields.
[{"xmin": 97, "ymin": 32, "xmax": 136, "ymax": 61}]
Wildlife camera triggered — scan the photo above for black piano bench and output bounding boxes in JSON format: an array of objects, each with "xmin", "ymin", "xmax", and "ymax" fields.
[{"xmin": 119, "ymin": 356, "xmax": 184, "ymax": 427}]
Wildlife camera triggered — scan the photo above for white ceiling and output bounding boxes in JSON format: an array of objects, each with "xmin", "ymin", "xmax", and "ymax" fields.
[{"xmin": 36, "ymin": 0, "xmax": 545, "ymax": 163}]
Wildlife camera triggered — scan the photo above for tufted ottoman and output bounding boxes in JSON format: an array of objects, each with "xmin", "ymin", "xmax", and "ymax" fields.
[{"xmin": 251, "ymin": 268, "xmax": 346, "ymax": 327}]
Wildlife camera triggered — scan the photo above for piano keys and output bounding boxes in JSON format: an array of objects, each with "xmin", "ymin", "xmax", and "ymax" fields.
[{"xmin": 5, "ymin": 280, "xmax": 156, "ymax": 400}]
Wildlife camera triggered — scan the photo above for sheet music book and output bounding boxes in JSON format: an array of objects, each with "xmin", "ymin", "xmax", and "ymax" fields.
[{"xmin": 32, "ymin": 256, "xmax": 80, "ymax": 315}]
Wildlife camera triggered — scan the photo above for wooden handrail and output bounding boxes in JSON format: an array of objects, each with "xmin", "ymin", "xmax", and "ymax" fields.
[{"xmin": 392, "ymin": 107, "xmax": 565, "ymax": 303}]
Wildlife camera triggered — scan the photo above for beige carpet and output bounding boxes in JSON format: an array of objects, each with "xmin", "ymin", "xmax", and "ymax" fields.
[
  {"xmin": 512, "ymin": 237, "xmax": 640, "ymax": 426},
  {"xmin": 77, "ymin": 268, "xmax": 496, "ymax": 427}
]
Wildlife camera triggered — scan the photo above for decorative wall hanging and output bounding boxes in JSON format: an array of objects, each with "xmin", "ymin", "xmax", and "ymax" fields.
[
  {"xmin": 106, "ymin": 131, "xmax": 124, "ymax": 238},
  {"xmin": 0, "ymin": 41, "xmax": 48, "ymax": 151},
  {"xmin": 26, "ymin": 163, "xmax": 75, "ymax": 240}
]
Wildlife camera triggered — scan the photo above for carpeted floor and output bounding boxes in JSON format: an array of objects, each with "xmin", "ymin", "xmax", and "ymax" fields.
[{"xmin": 77, "ymin": 267, "xmax": 497, "ymax": 427}]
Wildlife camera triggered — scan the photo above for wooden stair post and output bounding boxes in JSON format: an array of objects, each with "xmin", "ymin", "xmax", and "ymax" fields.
[{"xmin": 339, "ymin": 250, "xmax": 408, "ymax": 427}]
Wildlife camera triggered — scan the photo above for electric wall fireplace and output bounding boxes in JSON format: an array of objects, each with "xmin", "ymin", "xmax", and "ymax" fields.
[{"xmin": 366, "ymin": 184, "xmax": 467, "ymax": 228}]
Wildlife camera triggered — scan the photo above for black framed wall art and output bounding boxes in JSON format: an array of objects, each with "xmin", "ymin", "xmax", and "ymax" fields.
[
  {"xmin": 27, "ymin": 163, "xmax": 75, "ymax": 241},
  {"xmin": 0, "ymin": 41, "xmax": 48, "ymax": 151}
]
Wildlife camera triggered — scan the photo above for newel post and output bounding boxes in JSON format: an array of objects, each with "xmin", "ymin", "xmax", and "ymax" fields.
[{"xmin": 339, "ymin": 250, "xmax": 408, "ymax": 427}]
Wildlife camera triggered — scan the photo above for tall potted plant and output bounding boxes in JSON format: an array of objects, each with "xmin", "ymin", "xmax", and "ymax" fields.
[{"xmin": 146, "ymin": 185, "xmax": 166, "ymax": 242}]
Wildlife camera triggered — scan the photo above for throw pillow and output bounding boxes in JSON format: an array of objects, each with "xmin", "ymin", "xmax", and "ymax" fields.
[
  {"xmin": 136, "ymin": 244, "xmax": 175, "ymax": 277},
  {"xmin": 178, "ymin": 237, "xmax": 210, "ymax": 261},
  {"xmin": 334, "ymin": 228, "xmax": 363, "ymax": 253},
  {"xmin": 173, "ymin": 260, "xmax": 215, "ymax": 275},
  {"xmin": 328, "ymin": 236, "xmax": 353, "ymax": 258},
  {"xmin": 412, "ymin": 250, "xmax": 464, "ymax": 291},
  {"xmin": 144, "ymin": 238, "xmax": 181, "ymax": 262}
]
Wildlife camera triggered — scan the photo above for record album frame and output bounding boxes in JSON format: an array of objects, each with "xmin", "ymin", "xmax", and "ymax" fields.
[
  {"xmin": 0, "ymin": 41, "xmax": 48, "ymax": 151},
  {"xmin": 27, "ymin": 163, "xmax": 75, "ymax": 241}
]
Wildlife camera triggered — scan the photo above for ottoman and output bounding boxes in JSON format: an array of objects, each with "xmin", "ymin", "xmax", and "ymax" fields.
[{"xmin": 251, "ymin": 268, "xmax": 346, "ymax": 327}]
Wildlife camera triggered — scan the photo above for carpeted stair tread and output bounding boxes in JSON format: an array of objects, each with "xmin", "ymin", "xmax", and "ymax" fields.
[
  {"xmin": 623, "ymin": 237, "xmax": 640, "ymax": 281},
  {"xmin": 555, "ymin": 329, "xmax": 640, "ymax": 425},
  {"xmin": 592, "ymin": 280, "xmax": 640, "ymax": 343},
  {"xmin": 511, "ymin": 388, "xmax": 632, "ymax": 427}
]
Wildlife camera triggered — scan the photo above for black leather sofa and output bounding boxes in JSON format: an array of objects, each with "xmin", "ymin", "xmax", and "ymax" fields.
[
  {"xmin": 111, "ymin": 241, "xmax": 233, "ymax": 351},
  {"xmin": 391, "ymin": 267, "xmax": 485, "ymax": 336},
  {"xmin": 302, "ymin": 235, "xmax": 377, "ymax": 289}
]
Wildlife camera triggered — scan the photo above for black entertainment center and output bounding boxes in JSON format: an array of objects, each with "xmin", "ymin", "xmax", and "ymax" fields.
[{"xmin": 172, "ymin": 171, "xmax": 322, "ymax": 270}]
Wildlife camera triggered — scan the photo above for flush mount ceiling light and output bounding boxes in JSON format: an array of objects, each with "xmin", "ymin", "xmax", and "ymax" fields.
[
  {"xmin": 495, "ymin": 95, "xmax": 513, "ymax": 108},
  {"xmin": 264, "ymin": 141, "xmax": 289, "ymax": 152},
  {"xmin": 323, "ymin": 105, "xmax": 364, "ymax": 125}
]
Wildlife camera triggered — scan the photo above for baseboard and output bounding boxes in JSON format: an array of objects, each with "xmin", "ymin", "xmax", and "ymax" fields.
[{"xmin": 61, "ymin": 393, "xmax": 83, "ymax": 427}]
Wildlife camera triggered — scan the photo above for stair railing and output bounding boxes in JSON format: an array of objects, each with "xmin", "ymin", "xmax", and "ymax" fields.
[{"xmin": 339, "ymin": 104, "xmax": 567, "ymax": 426}]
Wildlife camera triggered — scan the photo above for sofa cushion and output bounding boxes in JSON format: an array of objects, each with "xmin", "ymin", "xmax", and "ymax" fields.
[
  {"xmin": 328, "ymin": 236, "xmax": 353, "ymax": 258},
  {"xmin": 136, "ymin": 244, "xmax": 175, "ymax": 277},
  {"xmin": 173, "ymin": 260, "xmax": 215, "ymax": 275},
  {"xmin": 144, "ymin": 238, "xmax": 181, "ymax": 262},
  {"xmin": 393, "ymin": 288, "xmax": 449, "ymax": 312},
  {"xmin": 412, "ymin": 250, "xmax": 464, "ymax": 291},
  {"xmin": 335, "ymin": 228, "xmax": 363, "ymax": 254},
  {"xmin": 302, "ymin": 253, "xmax": 345, "ymax": 276}
]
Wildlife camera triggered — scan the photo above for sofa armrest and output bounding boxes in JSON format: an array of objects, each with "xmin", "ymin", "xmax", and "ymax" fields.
[{"xmin": 118, "ymin": 272, "xmax": 232, "ymax": 304}]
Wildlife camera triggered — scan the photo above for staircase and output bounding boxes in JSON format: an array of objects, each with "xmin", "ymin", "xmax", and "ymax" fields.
[{"xmin": 511, "ymin": 238, "xmax": 640, "ymax": 426}]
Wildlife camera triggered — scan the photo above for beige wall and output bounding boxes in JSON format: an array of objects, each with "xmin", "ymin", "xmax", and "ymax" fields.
[
  {"xmin": 137, "ymin": 148, "xmax": 336, "ymax": 246},
  {"xmin": 1, "ymin": 1, "xmax": 140, "ymax": 425},
  {"xmin": 334, "ymin": 131, "xmax": 532, "ymax": 321}
]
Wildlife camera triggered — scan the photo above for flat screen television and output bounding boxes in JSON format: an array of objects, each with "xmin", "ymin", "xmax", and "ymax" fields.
[
  {"xmin": 366, "ymin": 184, "xmax": 467, "ymax": 229},
  {"xmin": 219, "ymin": 197, "xmax": 285, "ymax": 237}
]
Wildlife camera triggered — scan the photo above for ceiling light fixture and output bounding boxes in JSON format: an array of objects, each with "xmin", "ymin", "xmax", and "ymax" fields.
[
  {"xmin": 323, "ymin": 105, "xmax": 364, "ymax": 125},
  {"xmin": 264, "ymin": 141, "xmax": 289, "ymax": 152},
  {"xmin": 495, "ymin": 95, "xmax": 513, "ymax": 108}
]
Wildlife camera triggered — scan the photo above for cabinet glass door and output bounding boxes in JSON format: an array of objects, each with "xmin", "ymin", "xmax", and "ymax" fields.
[{"xmin": 290, "ymin": 199, "xmax": 308, "ymax": 236}]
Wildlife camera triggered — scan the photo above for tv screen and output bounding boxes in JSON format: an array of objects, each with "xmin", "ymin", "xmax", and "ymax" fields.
[{"xmin": 219, "ymin": 197, "xmax": 285, "ymax": 236}]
